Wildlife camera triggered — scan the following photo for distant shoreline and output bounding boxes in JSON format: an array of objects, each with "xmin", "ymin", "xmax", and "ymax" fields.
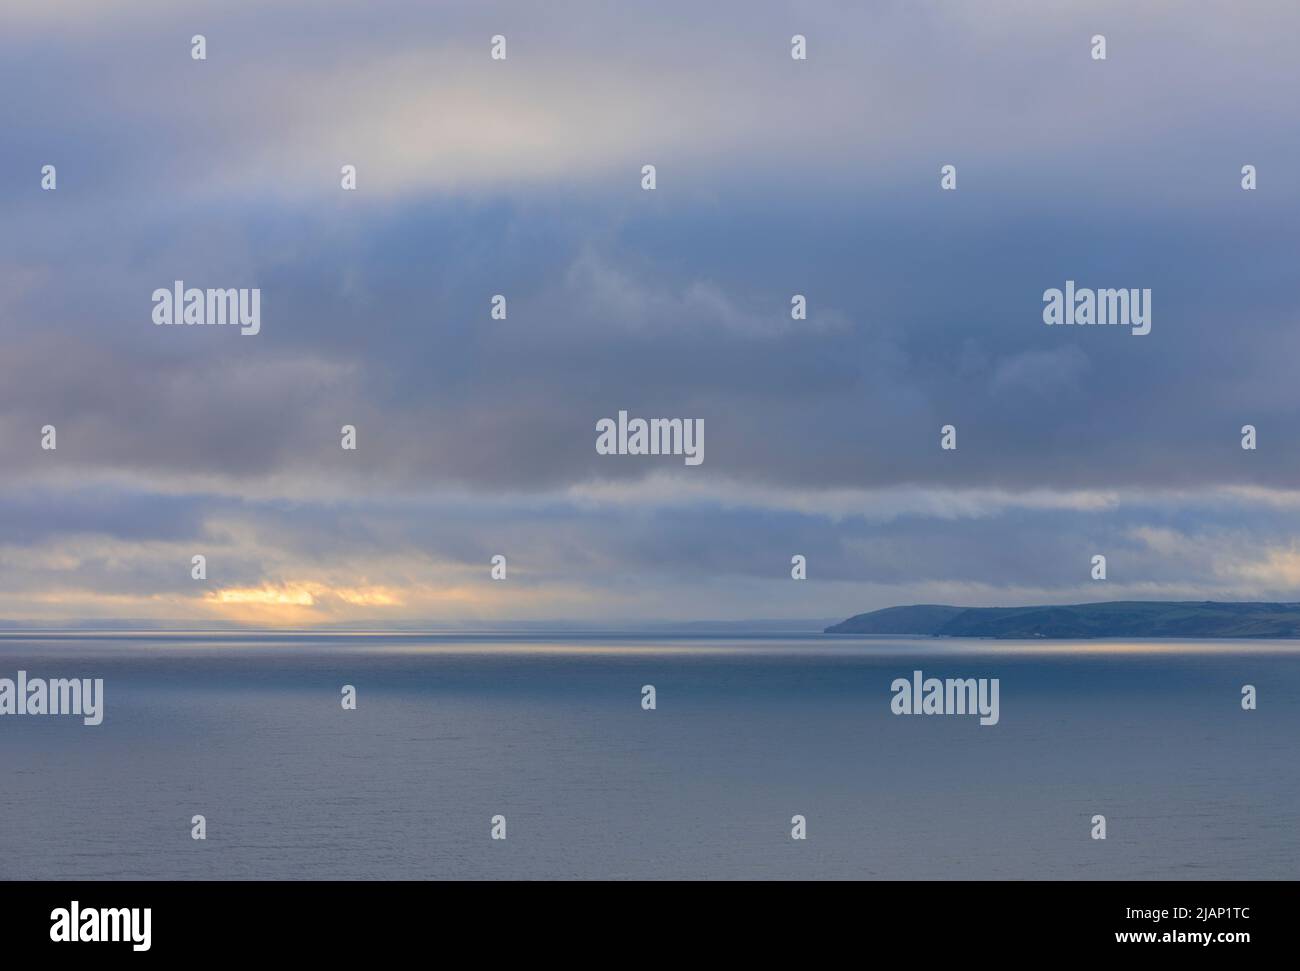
[{"xmin": 825, "ymin": 601, "xmax": 1300, "ymax": 639}]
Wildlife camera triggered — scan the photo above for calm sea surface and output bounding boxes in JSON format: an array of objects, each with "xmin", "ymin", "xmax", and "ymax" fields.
[{"xmin": 1, "ymin": 633, "xmax": 1296, "ymax": 880}]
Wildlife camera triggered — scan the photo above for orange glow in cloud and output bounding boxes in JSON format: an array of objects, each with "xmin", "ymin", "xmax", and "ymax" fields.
[
  {"xmin": 208, "ymin": 584, "xmax": 318, "ymax": 606},
  {"xmin": 202, "ymin": 582, "xmax": 403, "ymax": 624},
  {"xmin": 2, "ymin": 568, "xmax": 596, "ymax": 627}
]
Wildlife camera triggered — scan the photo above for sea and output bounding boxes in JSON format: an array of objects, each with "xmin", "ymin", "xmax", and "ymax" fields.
[{"xmin": 0, "ymin": 632, "xmax": 1296, "ymax": 880}]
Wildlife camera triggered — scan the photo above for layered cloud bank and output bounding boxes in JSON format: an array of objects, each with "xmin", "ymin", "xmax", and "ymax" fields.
[{"xmin": 2, "ymin": 1, "xmax": 1298, "ymax": 624}]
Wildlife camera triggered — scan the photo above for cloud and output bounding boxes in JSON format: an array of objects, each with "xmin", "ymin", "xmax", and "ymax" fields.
[
  {"xmin": 2, "ymin": 0, "xmax": 1300, "ymax": 622},
  {"xmin": 991, "ymin": 346, "xmax": 1090, "ymax": 395}
]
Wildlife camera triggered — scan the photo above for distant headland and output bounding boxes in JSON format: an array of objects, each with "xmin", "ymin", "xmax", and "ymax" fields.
[{"xmin": 824, "ymin": 601, "xmax": 1300, "ymax": 639}]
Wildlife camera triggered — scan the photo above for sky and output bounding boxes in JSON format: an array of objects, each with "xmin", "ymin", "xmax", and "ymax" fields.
[{"xmin": 1, "ymin": 0, "xmax": 1299, "ymax": 626}]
